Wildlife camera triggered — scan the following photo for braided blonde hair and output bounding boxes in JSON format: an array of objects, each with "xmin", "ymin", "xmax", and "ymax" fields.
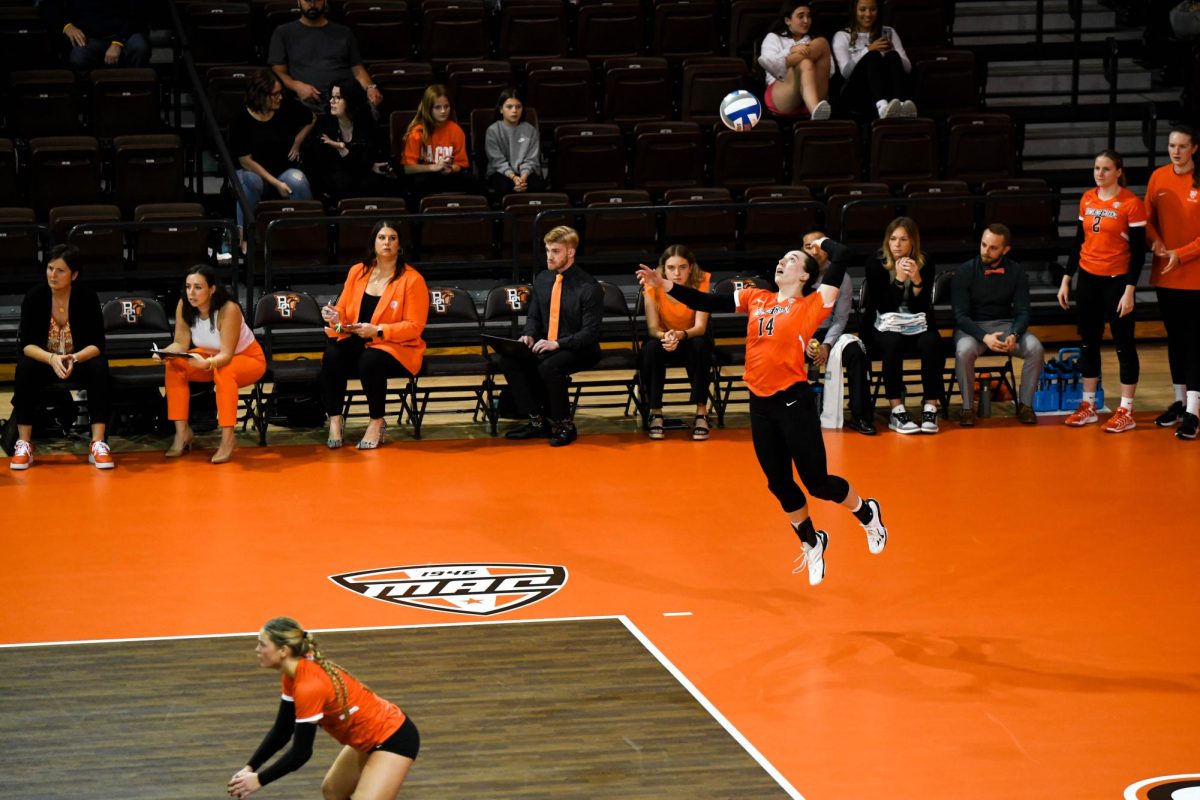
[{"xmin": 262, "ymin": 617, "xmax": 356, "ymax": 720}]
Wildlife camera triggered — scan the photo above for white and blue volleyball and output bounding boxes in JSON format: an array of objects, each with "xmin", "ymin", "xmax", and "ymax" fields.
[{"xmin": 719, "ymin": 90, "xmax": 762, "ymax": 131}]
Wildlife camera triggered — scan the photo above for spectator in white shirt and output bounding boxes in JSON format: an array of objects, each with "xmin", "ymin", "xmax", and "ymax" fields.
[{"xmin": 758, "ymin": 0, "xmax": 833, "ymax": 120}]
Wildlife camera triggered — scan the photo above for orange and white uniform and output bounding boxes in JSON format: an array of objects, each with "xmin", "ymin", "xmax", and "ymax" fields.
[
  {"xmin": 1077, "ymin": 186, "xmax": 1147, "ymax": 279},
  {"xmin": 282, "ymin": 657, "xmax": 405, "ymax": 751},
  {"xmin": 735, "ymin": 287, "xmax": 833, "ymax": 396},
  {"xmin": 1145, "ymin": 165, "xmax": 1200, "ymax": 290},
  {"xmin": 645, "ymin": 272, "xmax": 711, "ymax": 331}
]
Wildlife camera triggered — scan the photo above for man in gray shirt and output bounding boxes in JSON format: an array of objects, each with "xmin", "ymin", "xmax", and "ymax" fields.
[{"xmin": 269, "ymin": 0, "xmax": 382, "ymax": 112}]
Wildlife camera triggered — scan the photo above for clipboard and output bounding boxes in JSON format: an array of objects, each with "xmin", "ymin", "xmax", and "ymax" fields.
[
  {"xmin": 481, "ymin": 334, "xmax": 537, "ymax": 360},
  {"xmin": 151, "ymin": 347, "xmax": 195, "ymax": 360}
]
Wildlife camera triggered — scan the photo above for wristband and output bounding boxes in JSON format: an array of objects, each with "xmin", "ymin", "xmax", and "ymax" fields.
[{"xmin": 681, "ymin": 330, "xmax": 689, "ymax": 340}]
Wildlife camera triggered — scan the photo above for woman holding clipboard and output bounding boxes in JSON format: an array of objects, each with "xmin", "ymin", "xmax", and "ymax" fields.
[{"xmin": 156, "ymin": 264, "xmax": 266, "ymax": 464}]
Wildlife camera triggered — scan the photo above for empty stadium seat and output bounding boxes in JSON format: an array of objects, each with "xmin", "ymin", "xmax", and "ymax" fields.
[
  {"xmin": 575, "ymin": 0, "xmax": 644, "ymax": 66},
  {"xmin": 113, "ymin": 134, "xmax": 186, "ymax": 215},
  {"xmin": 336, "ymin": 196, "xmax": 410, "ymax": 260},
  {"xmin": 29, "ymin": 136, "xmax": 102, "ymax": 217},
  {"xmin": 344, "ymin": 0, "xmax": 412, "ymax": 62},
  {"xmin": 553, "ymin": 123, "xmax": 627, "ymax": 201},
  {"xmin": 497, "ymin": 1, "xmax": 568, "ymax": 69},
  {"xmin": 663, "ymin": 187, "xmax": 737, "ymax": 258},
  {"xmin": 652, "ymin": 0, "xmax": 720, "ymax": 66},
  {"xmin": 712, "ymin": 120, "xmax": 783, "ymax": 198},
  {"xmin": 824, "ymin": 181, "xmax": 895, "ymax": 247},
  {"xmin": 742, "ymin": 185, "xmax": 818, "ymax": 255},
  {"xmin": 903, "ymin": 181, "xmax": 976, "ymax": 258},
  {"xmin": 409, "ymin": 285, "xmax": 494, "ymax": 438},
  {"xmin": 416, "ymin": 194, "xmax": 494, "ymax": 263},
  {"xmin": 49, "ymin": 204, "xmax": 124, "ymax": 274},
  {"xmin": 255, "ymin": 199, "xmax": 330, "ymax": 272},
  {"xmin": 869, "ymin": 117, "xmax": 939, "ymax": 190},
  {"xmin": 0, "ymin": 5, "xmax": 55, "ymax": 70},
  {"xmin": 981, "ymin": 179, "xmax": 1061, "ymax": 258},
  {"xmin": 133, "ymin": 203, "xmax": 211, "ymax": 274},
  {"xmin": 8, "ymin": 70, "xmax": 81, "ymax": 139},
  {"xmin": 447, "ymin": 61, "xmax": 515, "ymax": 116},
  {"xmin": 580, "ymin": 190, "xmax": 657, "ymax": 263},
  {"xmin": 187, "ymin": 3, "xmax": 254, "ymax": 68},
  {"xmin": 631, "ymin": 121, "xmax": 705, "ymax": 198},
  {"xmin": 945, "ymin": 113, "xmax": 1016, "ymax": 187},
  {"xmin": 0, "ymin": 207, "xmax": 42, "ymax": 285},
  {"xmin": 728, "ymin": 0, "xmax": 778, "ymax": 62},
  {"xmin": 500, "ymin": 192, "xmax": 573, "ymax": 262},
  {"xmin": 680, "ymin": 57, "xmax": 751, "ymax": 127},
  {"xmin": 525, "ymin": 59, "xmax": 596, "ymax": 137},
  {"xmin": 0, "ymin": 139, "xmax": 17, "ymax": 207},
  {"xmin": 368, "ymin": 61, "xmax": 434, "ymax": 118},
  {"xmin": 911, "ymin": 50, "xmax": 979, "ymax": 118},
  {"xmin": 791, "ymin": 120, "xmax": 862, "ymax": 193},
  {"xmin": 603, "ymin": 57, "xmax": 672, "ymax": 129},
  {"xmin": 90, "ymin": 68, "xmax": 159, "ymax": 139},
  {"xmin": 421, "ymin": 5, "xmax": 489, "ymax": 70}
]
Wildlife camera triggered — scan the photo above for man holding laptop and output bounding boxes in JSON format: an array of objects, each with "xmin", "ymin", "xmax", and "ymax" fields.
[{"xmin": 499, "ymin": 226, "xmax": 603, "ymax": 447}]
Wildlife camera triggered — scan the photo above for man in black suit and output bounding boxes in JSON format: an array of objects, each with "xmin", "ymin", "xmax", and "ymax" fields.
[{"xmin": 501, "ymin": 226, "xmax": 603, "ymax": 446}]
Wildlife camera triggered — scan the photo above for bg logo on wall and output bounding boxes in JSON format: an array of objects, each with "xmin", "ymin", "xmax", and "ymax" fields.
[{"xmin": 330, "ymin": 563, "xmax": 568, "ymax": 617}]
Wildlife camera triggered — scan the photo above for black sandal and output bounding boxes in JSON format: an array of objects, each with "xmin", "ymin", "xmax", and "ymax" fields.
[
  {"xmin": 647, "ymin": 414, "xmax": 665, "ymax": 440},
  {"xmin": 692, "ymin": 415, "xmax": 711, "ymax": 441}
]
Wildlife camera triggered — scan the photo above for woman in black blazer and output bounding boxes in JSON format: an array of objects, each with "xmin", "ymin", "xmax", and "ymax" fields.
[{"xmin": 10, "ymin": 244, "xmax": 113, "ymax": 470}]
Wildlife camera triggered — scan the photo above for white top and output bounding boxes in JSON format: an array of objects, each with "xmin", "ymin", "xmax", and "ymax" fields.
[
  {"xmin": 758, "ymin": 32, "xmax": 834, "ymax": 85},
  {"xmin": 190, "ymin": 305, "xmax": 257, "ymax": 354},
  {"xmin": 831, "ymin": 27, "xmax": 911, "ymax": 80}
]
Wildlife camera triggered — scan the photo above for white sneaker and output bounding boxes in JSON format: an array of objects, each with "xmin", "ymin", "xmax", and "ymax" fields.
[
  {"xmin": 89, "ymin": 440, "xmax": 116, "ymax": 469},
  {"xmin": 810, "ymin": 99, "xmax": 832, "ymax": 120},
  {"xmin": 889, "ymin": 408, "xmax": 920, "ymax": 434},
  {"xmin": 899, "ymin": 99, "xmax": 918, "ymax": 118},
  {"xmin": 880, "ymin": 99, "xmax": 902, "ymax": 119},
  {"xmin": 793, "ymin": 530, "xmax": 829, "ymax": 586},
  {"xmin": 920, "ymin": 406, "xmax": 939, "ymax": 433},
  {"xmin": 861, "ymin": 498, "xmax": 887, "ymax": 554},
  {"xmin": 9, "ymin": 439, "xmax": 33, "ymax": 470}
]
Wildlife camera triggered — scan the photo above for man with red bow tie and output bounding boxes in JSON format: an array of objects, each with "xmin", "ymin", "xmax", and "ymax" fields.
[{"xmin": 952, "ymin": 224, "xmax": 1045, "ymax": 426}]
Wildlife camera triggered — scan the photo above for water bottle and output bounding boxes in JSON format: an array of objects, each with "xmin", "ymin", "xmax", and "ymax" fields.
[
  {"xmin": 979, "ymin": 373, "xmax": 992, "ymax": 417},
  {"xmin": 216, "ymin": 227, "xmax": 234, "ymax": 264}
]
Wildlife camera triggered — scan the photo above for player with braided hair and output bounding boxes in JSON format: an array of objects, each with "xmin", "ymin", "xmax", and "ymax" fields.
[{"xmin": 227, "ymin": 617, "xmax": 419, "ymax": 799}]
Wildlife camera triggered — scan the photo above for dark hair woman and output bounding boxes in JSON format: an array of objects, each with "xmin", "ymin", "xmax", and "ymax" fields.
[
  {"xmin": 10, "ymin": 245, "xmax": 113, "ymax": 471},
  {"xmin": 757, "ymin": 0, "xmax": 833, "ymax": 119},
  {"xmin": 830, "ymin": 0, "xmax": 915, "ymax": 119},
  {"xmin": 484, "ymin": 87, "xmax": 546, "ymax": 199},
  {"xmin": 156, "ymin": 264, "xmax": 266, "ymax": 464},
  {"xmin": 319, "ymin": 221, "xmax": 428, "ymax": 450},
  {"xmin": 309, "ymin": 79, "xmax": 398, "ymax": 204}
]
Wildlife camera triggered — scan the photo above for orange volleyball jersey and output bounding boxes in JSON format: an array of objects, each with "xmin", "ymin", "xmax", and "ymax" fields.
[
  {"xmin": 1077, "ymin": 187, "xmax": 1147, "ymax": 277},
  {"xmin": 645, "ymin": 272, "xmax": 711, "ymax": 331},
  {"xmin": 735, "ymin": 287, "xmax": 832, "ymax": 396},
  {"xmin": 1145, "ymin": 165, "xmax": 1200, "ymax": 289},
  {"xmin": 282, "ymin": 658, "xmax": 405, "ymax": 752}
]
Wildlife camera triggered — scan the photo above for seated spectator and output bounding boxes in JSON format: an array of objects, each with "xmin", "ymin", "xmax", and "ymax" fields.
[
  {"xmin": 39, "ymin": 0, "xmax": 149, "ymax": 70},
  {"xmin": 484, "ymin": 88, "xmax": 546, "ymax": 200},
  {"xmin": 399, "ymin": 85, "xmax": 481, "ymax": 205},
  {"xmin": 269, "ymin": 0, "xmax": 382, "ymax": 112},
  {"xmin": 863, "ymin": 217, "xmax": 944, "ymax": 434},
  {"xmin": 157, "ymin": 265, "xmax": 267, "ymax": 464},
  {"xmin": 831, "ymin": 0, "xmax": 915, "ymax": 119},
  {"xmin": 952, "ymin": 224, "xmax": 1043, "ymax": 427},
  {"xmin": 320, "ymin": 221, "xmax": 428, "ymax": 451},
  {"xmin": 230, "ymin": 69, "xmax": 317, "ymax": 241},
  {"xmin": 801, "ymin": 227, "xmax": 876, "ymax": 435},
  {"xmin": 308, "ymin": 80, "xmax": 398, "ymax": 204},
  {"xmin": 500, "ymin": 226, "xmax": 603, "ymax": 447},
  {"xmin": 1057, "ymin": 149, "xmax": 1147, "ymax": 434},
  {"xmin": 10, "ymin": 245, "xmax": 113, "ymax": 471},
  {"xmin": 638, "ymin": 245, "xmax": 713, "ymax": 441},
  {"xmin": 757, "ymin": 0, "xmax": 833, "ymax": 120}
]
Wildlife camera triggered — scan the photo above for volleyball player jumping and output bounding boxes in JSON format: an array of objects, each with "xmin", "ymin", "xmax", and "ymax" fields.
[{"xmin": 636, "ymin": 237, "xmax": 888, "ymax": 585}]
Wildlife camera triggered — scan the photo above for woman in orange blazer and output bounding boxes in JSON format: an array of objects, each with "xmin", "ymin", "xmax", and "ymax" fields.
[{"xmin": 320, "ymin": 220, "xmax": 428, "ymax": 449}]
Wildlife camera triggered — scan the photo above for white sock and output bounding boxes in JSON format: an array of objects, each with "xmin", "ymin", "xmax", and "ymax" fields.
[
  {"xmin": 923, "ymin": 403, "xmax": 938, "ymax": 414},
  {"xmin": 1175, "ymin": 384, "xmax": 1187, "ymax": 403},
  {"xmin": 1120, "ymin": 396, "xmax": 1134, "ymax": 411},
  {"xmin": 1082, "ymin": 391, "xmax": 1096, "ymax": 406},
  {"xmin": 1187, "ymin": 391, "xmax": 1200, "ymax": 416}
]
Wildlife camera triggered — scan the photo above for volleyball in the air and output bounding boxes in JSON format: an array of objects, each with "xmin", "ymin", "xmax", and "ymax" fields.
[{"xmin": 719, "ymin": 90, "xmax": 762, "ymax": 131}]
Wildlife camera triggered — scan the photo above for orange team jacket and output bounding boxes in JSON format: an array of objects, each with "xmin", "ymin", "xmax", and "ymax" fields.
[
  {"xmin": 645, "ymin": 272, "xmax": 711, "ymax": 332},
  {"xmin": 1145, "ymin": 164, "xmax": 1200, "ymax": 290},
  {"xmin": 1077, "ymin": 186, "xmax": 1147, "ymax": 278},
  {"xmin": 735, "ymin": 287, "xmax": 833, "ymax": 396},
  {"xmin": 327, "ymin": 262, "xmax": 429, "ymax": 375},
  {"xmin": 282, "ymin": 657, "xmax": 405, "ymax": 752},
  {"xmin": 401, "ymin": 122, "xmax": 469, "ymax": 169}
]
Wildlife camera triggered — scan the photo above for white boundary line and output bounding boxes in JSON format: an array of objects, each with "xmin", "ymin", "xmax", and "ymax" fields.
[{"xmin": 0, "ymin": 614, "xmax": 804, "ymax": 799}]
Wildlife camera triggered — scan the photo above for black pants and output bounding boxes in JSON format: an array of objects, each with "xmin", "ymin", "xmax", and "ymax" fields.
[
  {"xmin": 750, "ymin": 381, "xmax": 850, "ymax": 514},
  {"xmin": 500, "ymin": 346, "xmax": 600, "ymax": 422},
  {"xmin": 486, "ymin": 171, "xmax": 547, "ymax": 200},
  {"xmin": 1077, "ymin": 269, "xmax": 1139, "ymax": 385},
  {"xmin": 12, "ymin": 355, "xmax": 111, "ymax": 427},
  {"xmin": 1156, "ymin": 286, "xmax": 1200, "ymax": 391},
  {"xmin": 639, "ymin": 336, "xmax": 712, "ymax": 409},
  {"xmin": 321, "ymin": 337, "xmax": 412, "ymax": 419},
  {"xmin": 873, "ymin": 327, "xmax": 945, "ymax": 403},
  {"xmin": 817, "ymin": 338, "xmax": 874, "ymax": 419},
  {"xmin": 839, "ymin": 50, "xmax": 909, "ymax": 116}
]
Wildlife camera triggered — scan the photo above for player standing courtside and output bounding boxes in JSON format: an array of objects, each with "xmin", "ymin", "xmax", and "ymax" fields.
[
  {"xmin": 1057, "ymin": 150, "xmax": 1147, "ymax": 432},
  {"xmin": 636, "ymin": 239, "xmax": 888, "ymax": 586},
  {"xmin": 227, "ymin": 617, "xmax": 418, "ymax": 799}
]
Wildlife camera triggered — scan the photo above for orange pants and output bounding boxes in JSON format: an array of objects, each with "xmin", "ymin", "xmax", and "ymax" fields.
[{"xmin": 166, "ymin": 342, "xmax": 266, "ymax": 428}]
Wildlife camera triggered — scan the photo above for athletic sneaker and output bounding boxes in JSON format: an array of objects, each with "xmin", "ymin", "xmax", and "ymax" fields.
[
  {"xmin": 1064, "ymin": 401, "xmax": 1098, "ymax": 427},
  {"xmin": 920, "ymin": 407, "xmax": 939, "ymax": 433},
  {"xmin": 1155, "ymin": 401, "xmax": 1185, "ymax": 427},
  {"xmin": 880, "ymin": 99, "xmax": 902, "ymax": 119},
  {"xmin": 898, "ymin": 99, "xmax": 918, "ymax": 117},
  {"xmin": 810, "ymin": 99, "xmax": 832, "ymax": 120},
  {"xmin": 89, "ymin": 440, "xmax": 116, "ymax": 469},
  {"xmin": 861, "ymin": 498, "xmax": 888, "ymax": 554},
  {"xmin": 889, "ymin": 409, "xmax": 920, "ymax": 434},
  {"xmin": 1175, "ymin": 412, "xmax": 1198, "ymax": 440},
  {"xmin": 1102, "ymin": 407, "xmax": 1136, "ymax": 433},
  {"xmin": 9, "ymin": 440, "xmax": 33, "ymax": 470},
  {"xmin": 793, "ymin": 530, "xmax": 829, "ymax": 586}
]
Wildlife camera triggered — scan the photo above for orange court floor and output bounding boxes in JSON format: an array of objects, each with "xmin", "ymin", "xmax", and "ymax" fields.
[{"xmin": 2, "ymin": 411, "xmax": 1199, "ymax": 799}]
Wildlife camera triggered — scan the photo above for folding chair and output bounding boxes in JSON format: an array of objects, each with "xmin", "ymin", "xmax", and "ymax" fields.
[
  {"xmin": 409, "ymin": 286, "xmax": 495, "ymax": 437},
  {"xmin": 568, "ymin": 281, "xmax": 642, "ymax": 419}
]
